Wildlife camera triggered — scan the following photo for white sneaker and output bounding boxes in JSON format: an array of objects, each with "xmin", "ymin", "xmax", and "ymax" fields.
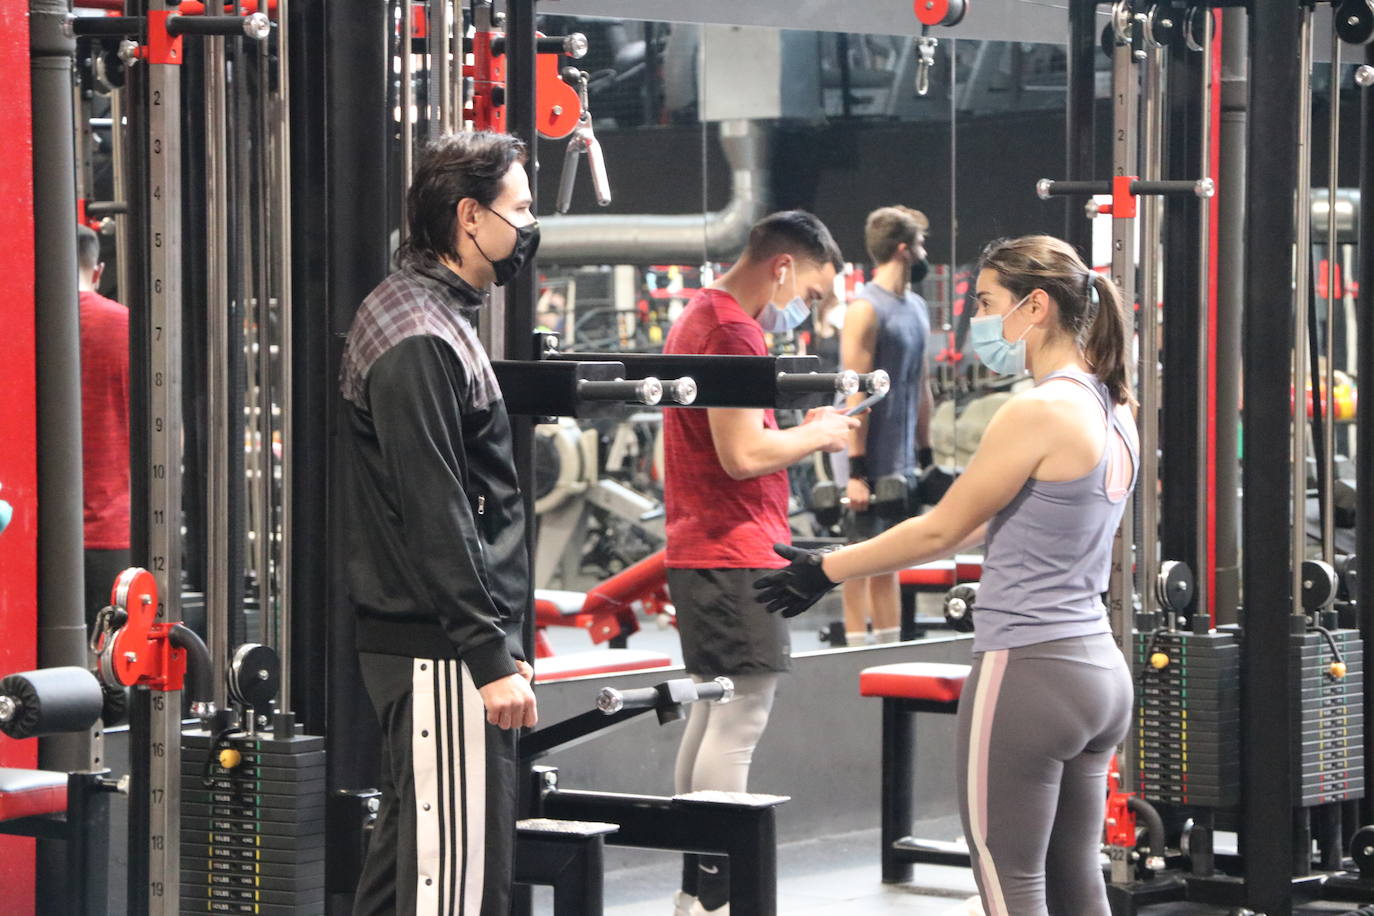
[
  {"xmin": 688, "ymin": 901, "xmax": 728, "ymax": 916},
  {"xmin": 672, "ymin": 890, "xmax": 697, "ymax": 916}
]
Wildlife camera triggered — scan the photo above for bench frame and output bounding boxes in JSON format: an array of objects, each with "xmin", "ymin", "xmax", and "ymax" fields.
[{"xmin": 878, "ymin": 694, "xmax": 972, "ymax": 882}]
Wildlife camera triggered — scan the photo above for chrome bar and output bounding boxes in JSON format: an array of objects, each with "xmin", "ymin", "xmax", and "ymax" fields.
[
  {"xmin": 274, "ymin": 0, "xmax": 294, "ymax": 711},
  {"xmin": 1292, "ymin": 9, "xmax": 1313, "ymax": 617},
  {"xmin": 205, "ymin": 32, "xmax": 232, "ymax": 724},
  {"xmin": 1195, "ymin": 7, "xmax": 1214, "ymax": 620},
  {"xmin": 1323, "ymin": 30, "xmax": 1339, "ymax": 566},
  {"xmin": 1137, "ymin": 31, "xmax": 1165, "ymax": 623}
]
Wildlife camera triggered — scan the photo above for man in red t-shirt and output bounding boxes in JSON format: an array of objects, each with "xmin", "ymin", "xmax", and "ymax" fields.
[
  {"xmin": 662, "ymin": 211, "xmax": 857, "ymax": 916},
  {"xmin": 77, "ymin": 225, "xmax": 131, "ymax": 629}
]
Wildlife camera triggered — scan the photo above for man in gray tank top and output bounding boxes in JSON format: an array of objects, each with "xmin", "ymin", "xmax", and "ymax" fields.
[{"xmin": 840, "ymin": 206, "xmax": 935, "ymax": 645}]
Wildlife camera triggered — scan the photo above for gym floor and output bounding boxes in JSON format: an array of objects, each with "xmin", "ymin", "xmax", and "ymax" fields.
[{"xmin": 529, "ymin": 824, "xmax": 1371, "ymax": 914}]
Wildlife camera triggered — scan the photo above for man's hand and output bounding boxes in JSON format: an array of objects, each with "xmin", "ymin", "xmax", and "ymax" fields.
[
  {"xmin": 802, "ymin": 406, "xmax": 860, "ymax": 453},
  {"xmin": 846, "ymin": 476, "xmax": 871, "ymax": 512},
  {"xmin": 478, "ymin": 671, "xmax": 538, "ymax": 730},
  {"xmin": 753, "ymin": 543, "xmax": 839, "ymax": 618}
]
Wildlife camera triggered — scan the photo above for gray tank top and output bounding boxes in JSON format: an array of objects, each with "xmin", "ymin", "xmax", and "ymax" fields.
[
  {"xmin": 973, "ymin": 369, "xmax": 1139, "ymax": 652},
  {"xmin": 853, "ymin": 281, "xmax": 930, "ymax": 477}
]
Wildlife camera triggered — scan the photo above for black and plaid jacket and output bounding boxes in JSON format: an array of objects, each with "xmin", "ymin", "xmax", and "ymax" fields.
[{"xmin": 339, "ymin": 260, "xmax": 526, "ymax": 686}]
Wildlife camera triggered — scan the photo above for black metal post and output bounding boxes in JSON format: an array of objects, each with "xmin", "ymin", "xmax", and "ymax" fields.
[
  {"xmin": 1160, "ymin": 26, "xmax": 1203, "ymax": 615},
  {"xmin": 320, "ymin": 0, "xmax": 391, "ymax": 907},
  {"xmin": 31, "ymin": 0, "xmax": 90, "ymax": 753},
  {"xmin": 285, "ymin": 0, "xmax": 326, "ymax": 728},
  {"xmin": 1357, "ymin": 39, "xmax": 1374, "ymax": 830},
  {"xmin": 505, "ymin": 0, "xmax": 538, "ymax": 666},
  {"xmin": 30, "ymin": 6, "xmax": 99, "ymax": 903},
  {"xmin": 1240, "ymin": 2, "xmax": 1302, "ymax": 911},
  {"xmin": 1065, "ymin": 0, "xmax": 1098, "ymax": 256},
  {"xmin": 1214, "ymin": 9, "xmax": 1246, "ymax": 625}
]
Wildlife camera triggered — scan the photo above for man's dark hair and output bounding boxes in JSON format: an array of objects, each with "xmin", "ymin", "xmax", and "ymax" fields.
[
  {"xmin": 396, "ymin": 131, "xmax": 527, "ymax": 269},
  {"xmin": 77, "ymin": 224, "xmax": 101, "ymax": 272},
  {"xmin": 742, "ymin": 210, "xmax": 844, "ymax": 272}
]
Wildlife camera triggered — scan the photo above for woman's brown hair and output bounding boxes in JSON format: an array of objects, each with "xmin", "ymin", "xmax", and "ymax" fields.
[{"xmin": 976, "ymin": 235, "xmax": 1133, "ymax": 405}]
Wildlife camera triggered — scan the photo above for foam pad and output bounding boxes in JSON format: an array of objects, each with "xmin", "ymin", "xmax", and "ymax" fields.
[
  {"xmin": 0, "ymin": 769, "xmax": 67, "ymax": 821},
  {"xmin": 534, "ymin": 590, "xmax": 587, "ymax": 617},
  {"xmin": 898, "ymin": 563, "xmax": 958, "ymax": 589},
  {"xmin": 859, "ymin": 662, "xmax": 970, "ymax": 704},
  {"xmin": 534, "ymin": 649, "xmax": 673, "ymax": 683}
]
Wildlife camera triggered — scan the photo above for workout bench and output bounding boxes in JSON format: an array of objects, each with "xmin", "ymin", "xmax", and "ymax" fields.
[
  {"xmin": 0, "ymin": 768, "xmax": 112, "ymax": 915},
  {"xmin": 860, "ymin": 661, "xmax": 972, "ymax": 882}
]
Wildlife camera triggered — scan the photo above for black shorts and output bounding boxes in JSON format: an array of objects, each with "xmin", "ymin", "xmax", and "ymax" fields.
[{"xmin": 668, "ymin": 567, "xmax": 792, "ymax": 676}]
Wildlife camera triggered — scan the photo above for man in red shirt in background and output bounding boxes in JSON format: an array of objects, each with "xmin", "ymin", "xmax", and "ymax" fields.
[
  {"xmin": 77, "ymin": 225, "xmax": 131, "ymax": 629},
  {"xmin": 662, "ymin": 211, "xmax": 857, "ymax": 916}
]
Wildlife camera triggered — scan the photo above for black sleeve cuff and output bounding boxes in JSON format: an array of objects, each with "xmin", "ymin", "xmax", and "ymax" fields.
[{"xmin": 463, "ymin": 636, "xmax": 520, "ymax": 688}]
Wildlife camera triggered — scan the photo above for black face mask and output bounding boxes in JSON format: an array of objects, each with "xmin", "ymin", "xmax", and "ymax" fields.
[
  {"xmin": 472, "ymin": 206, "xmax": 541, "ymax": 286},
  {"xmin": 909, "ymin": 256, "xmax": 930, "ymax": 286}
]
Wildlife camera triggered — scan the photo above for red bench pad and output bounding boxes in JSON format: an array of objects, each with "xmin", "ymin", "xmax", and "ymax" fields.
[
  {"xmin": 898, "ymin": 563, "xmax": 957, "ymax": 588},
  {"xmin": 534, "ymin": 649, "xmax": 673, "ymax": 683},
  {"xmin": 0, "ymin": 769, "xmax": 67, "ymax": 821},
  {"xmin": 860, "ymin": 663, "xmax": 971, "ymax": 704},
  {"xmin": 534, "ymin": 590, "xmax": 587, "ymax": 617}
]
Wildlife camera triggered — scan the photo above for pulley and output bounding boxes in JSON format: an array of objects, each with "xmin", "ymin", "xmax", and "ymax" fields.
[
  {"xmin": 1335, "ymin": 0, "xmax": 1374, "ymax": 46},
  {"xmin": 227, "ymin": 643, "xmax": 280, "ymax": 711},
  {"xmin": 912, "ymin": 0, "xmax": 967, "ymax": 28},
  {"xmin": 1300, "ymin": 558, "xmax": 1339, "ymax": 614},
  {"xmin": 1155, "ymin": 560, "xmax": 1194, "ymax": 614}
]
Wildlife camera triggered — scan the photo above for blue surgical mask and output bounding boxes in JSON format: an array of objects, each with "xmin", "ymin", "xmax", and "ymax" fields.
[
  {"xmin": 758, "ymin": 267, "xmax": 810, "ymax": 333},
  {"xmin": 969, "ymin": 293, "xmax": 1032, "ymax": 375}
]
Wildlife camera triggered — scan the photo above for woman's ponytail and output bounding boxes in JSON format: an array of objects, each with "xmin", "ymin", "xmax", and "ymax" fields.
[{"xmin": 1085, "ymin": 272, "xmax": 1133, "ymax": 405}]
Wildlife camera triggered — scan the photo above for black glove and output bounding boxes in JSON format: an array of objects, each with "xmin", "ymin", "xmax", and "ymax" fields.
[
  {"xmin": 753, "ymin": 543, "xmax": 838, "ymax": 618},
  {"xmin": 917, "ymin": 447, "xmax": 934, "ymax": 470}
]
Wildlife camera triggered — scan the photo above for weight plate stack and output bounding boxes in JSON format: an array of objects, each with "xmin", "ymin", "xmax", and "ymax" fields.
[
  {"xmin": 1292, "ymin": 628, "xmax": 1365, "ymax": 806},
  {"xmin": 181, "ymin": 729, "xmax": 327, "ymax": 915},
  {"xmin": 1134, "ymin": 630, "xmax": 1242, "ymax": 807}
]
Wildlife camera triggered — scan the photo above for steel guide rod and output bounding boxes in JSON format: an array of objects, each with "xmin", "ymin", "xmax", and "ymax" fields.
[
  {"xmin": 1322, "ymin": 30, "xmax": 1340, "ymax": 566},
  {"xmin": 400, "ymin": 0, "xmax": 415, "ymax": 238},
  {"xmin": 140, "ymin": 2, "xmax": 186, "ymax": 908},
  {"xmin": 1293, "ymin": 10, "xmax": 1314, "ymax": 619},
  {"xmin": 1106, "ymin": 0, "xmax": 1140, "ymax": 811},
  {"xmin": 253, "ymin": 27, "xmax": 274, "ymax": 659},
  {"xmin": 1195, "ymin": 7, "xmax": 1214, "ymax": 620},
  {"xmin": 205, "ymin": 25, "xmax": 232, "ymax": 713},
  {"xmin": 273, "ymin": 0, "xmax": 293, "ymax": 711},
  {"xmin": 1137, "ymin": 13, "xmax": 1164, "ymax": 624},
  {"xmin": 432, "ymin": 0, "xmax": 449, "ymax": 134},
  {"xmin": 111, "ymin": 87, "xmax": 134, "ymax": 303}
]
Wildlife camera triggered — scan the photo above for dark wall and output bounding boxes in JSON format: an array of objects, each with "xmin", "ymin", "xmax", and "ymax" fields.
[
  {"xmin": 772, "ymin": 110, "xmax": 1081, "ymax": 267},
  {"xmin": 536, "ymin": 106, "xmax": 1115, "ymax": 269}
]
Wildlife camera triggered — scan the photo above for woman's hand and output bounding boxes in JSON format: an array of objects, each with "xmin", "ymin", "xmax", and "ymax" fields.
[{"xmin": 753, "ymin": 544, "xmax": 839, "ymax": 618}]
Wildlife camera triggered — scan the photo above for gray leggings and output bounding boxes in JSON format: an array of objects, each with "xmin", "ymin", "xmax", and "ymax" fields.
[
  {"xmin": 673, "ymin": 673, "xmax": 778, "ymax": 907},
  {"xmin": 955, "ymin": 633, "xmax": 1133, "ymax": 916}
]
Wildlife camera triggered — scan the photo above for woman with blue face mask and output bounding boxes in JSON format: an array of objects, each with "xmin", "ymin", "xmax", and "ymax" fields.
[{"xmin": 753, "ymin": 235, "xmax": 1139, "ymax": 916}]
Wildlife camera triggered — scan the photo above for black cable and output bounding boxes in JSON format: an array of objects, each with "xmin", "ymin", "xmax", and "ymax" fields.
[
  {"xmin": 1314, "ymin": 623, "xmax": 1346, "ymax": 669},
  {"xmin": 200, "ymin": 723, "xmax": 244, "ymax": 788}
]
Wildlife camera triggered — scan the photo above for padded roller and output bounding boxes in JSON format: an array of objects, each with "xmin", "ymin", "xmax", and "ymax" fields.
[{"xmin": 0, "ymin": 666, "xmax": 104, "ymax": 739}]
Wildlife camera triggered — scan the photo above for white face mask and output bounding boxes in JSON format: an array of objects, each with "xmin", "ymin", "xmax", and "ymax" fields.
[{"xmin": 758, "ymin": 266, "xmax": 810, "ymax": 333}]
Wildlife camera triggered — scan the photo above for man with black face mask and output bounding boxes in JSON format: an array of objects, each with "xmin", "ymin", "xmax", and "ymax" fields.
[
  {"xmin": 838, "ymin": 205, "xmax": 936, "ymax": 647},
  {"xmin": 340, "ymin": 131, "xmax": 539, "ymax": 916}
]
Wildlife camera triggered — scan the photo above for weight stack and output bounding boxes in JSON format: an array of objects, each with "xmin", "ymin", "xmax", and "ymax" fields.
[
  {"xmin": 1292, "ymin": 627, "xmax": 1365, "ymax": 806},
  {"xmin": 1134, "ymin": 630, "xmax": 1242, "ymax": 807},
  {"xmin": 180, "ymin": 728, "xmax": 327, "ymax": 915}
]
